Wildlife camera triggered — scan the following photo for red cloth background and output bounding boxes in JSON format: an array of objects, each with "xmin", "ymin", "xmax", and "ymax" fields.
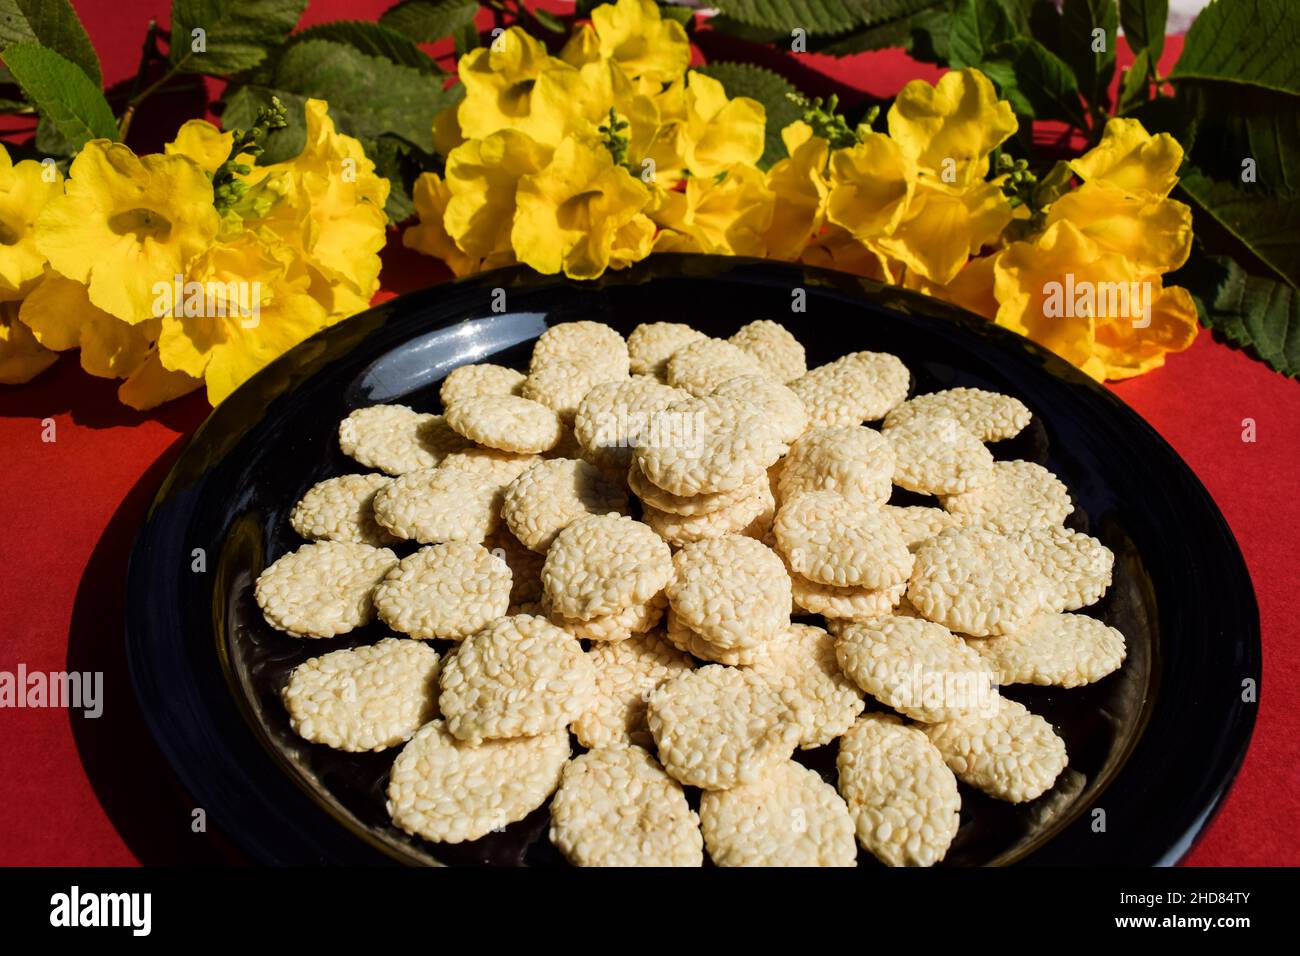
[{"xmin": 0, "ymin": 1, "xmax": 1296, "ymax": 866}]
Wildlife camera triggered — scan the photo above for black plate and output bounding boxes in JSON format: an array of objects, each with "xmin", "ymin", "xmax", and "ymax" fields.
[{"xmin": 125, "ymin": 255, "xmax": 1259, "ymax": 866}]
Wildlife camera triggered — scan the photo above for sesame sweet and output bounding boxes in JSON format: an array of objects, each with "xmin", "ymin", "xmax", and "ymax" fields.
[
  {"xmin": 289, "ymin": 473, "xmax": 398, "ymax": 547},
  {"xmin": 283, "ymin": 638, "xmax": 441, "ymax": 752},
  {"xmin": 373, "ymin": 542, "xmax": 512, "ymax": 641},
  {"xmin": 438, "ymin": 614, "xmax": 596, "ymax": 744},
  {"xmin": 386, "ymin": 720, "xmax": 570, "ymax": 844},
  {"xmin": 254, "ymin": 541, "xmax": 397, "ymax": 638},
  {"xmin": 549, "ymin": 746, "xmax": 703, "ymax": 867},
  {"xmin": 837, "ymin": 713, "xmax": 961, "ymax": 866}
]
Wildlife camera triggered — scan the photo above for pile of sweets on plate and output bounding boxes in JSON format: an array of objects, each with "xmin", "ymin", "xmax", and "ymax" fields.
[{"xmin": 255, "ymin": 319, "xmax": 1125, "ymax": 867}]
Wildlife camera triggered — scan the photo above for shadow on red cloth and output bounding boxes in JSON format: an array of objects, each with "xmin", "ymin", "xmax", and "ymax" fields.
[
  {"xmin": 0, "ymin": 354, "xmax": 209, "ymax": 431},
  {"xmin": 64, "ymin": 432, "xmax": 242, "ymax": 865}
]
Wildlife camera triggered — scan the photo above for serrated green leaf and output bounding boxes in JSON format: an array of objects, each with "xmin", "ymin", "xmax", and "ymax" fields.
[
  {"xmin": 985, "ymin": 37, "xmax": 1086, "ymax": 126},
  {"xmin": 1028, "ymin": 0, "xmax": 1065, "ymax": 59},
  {"xmin": 286, "ymin": 20, "xmax": 442, "ymax": 73},
  {"xmin": 219, "ymin": 83, "xmax": 306, "ymax": 162},
  {"xmin": 1118, "ymin": 47, "xmax": 1151, "ymax": 112},
  {"xmin": 2, "ymin": 43, "xmax": 115, "ymax": 150},
  {"xmin": 1170, "ymin": 0, "xmax": 1300, "ymax": 95},
  {"xmin": 0, "ymin": 0, "xmax": 101, "ymax": 85},
  {"xmin": 453, "ymin": 19, "xmax": 480, "ymax": 56},
  {"xmin": 223, "ymin": 39, "xmax": 463, "ymax": 162},
  {"xmin": 1060, "ymin": 0, "xmax": 1118, "ymax": 108},
  {"xmin": 711, "ymin": 0, "xmax": 935, "ymax": 35},
  {"xmin": 1179, "ymin": 167, "xmax": 1300, "ymax": 290},
  {"xmin": 907, "ymin": 4, "xmax": 953, "ymax": 63},
  {"xmin": 170, "ymin": 0, "xmax": 307, "ymax": 75},
  {"xmin": 1119, "ymin": 0, "xmax": 1167, "ymax": 62},
  {"xmin": 379, "ymin": 0, "xmax": 479, "ymax": 43},
  {"xmin": 698, "ymin": 61, "xmax": 802, "ymax": 169},
  {"xmin": 705, "ymin": 14, "xmax": 786, "ymax": 44},
  {"xmin": 810, "ymin": 12, "xmax": 924, "ymax": 55},
  {"xmin": 947, "ymin": 0, "xmax": 1017, "ymax": 70},
  {"xmin": 1185, "ymin": 84, "xmax": 1300, "ymax": 193},
  {"xmin": 994, "ymin": 0, "xmax": 1034, "ymax": 32},
  {"xmin": 1176, "ymin": 249, "xmax": 1300, "ymax": 378},
  {"xmin": 657, "ymin": 4, "xmax": 695, "ymax": 28}
]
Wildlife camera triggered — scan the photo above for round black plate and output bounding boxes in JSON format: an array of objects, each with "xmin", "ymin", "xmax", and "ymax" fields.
[{"xmin": 125, "ymin": 255, "xmax": 1259, "ymax": 866}]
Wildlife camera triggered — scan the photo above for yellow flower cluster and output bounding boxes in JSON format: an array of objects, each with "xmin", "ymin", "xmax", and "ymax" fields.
[
  {"xmin": 406, "ymin": 0, "xmax": 1196, "ymax": 380},
  {"xmin": 0, "ymin": 99, "xmax": 389, "ymax": 406}
]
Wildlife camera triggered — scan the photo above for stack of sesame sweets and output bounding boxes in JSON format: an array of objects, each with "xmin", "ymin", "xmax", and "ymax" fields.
[{"xmin": 255, "ymin": 319, "xmax": 1127, "ymax": 867}]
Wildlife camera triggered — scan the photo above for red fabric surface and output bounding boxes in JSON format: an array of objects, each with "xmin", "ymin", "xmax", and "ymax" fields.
[{"xmin": 0, "ymin": 1, "xmax": 1296, "ymax": 866}]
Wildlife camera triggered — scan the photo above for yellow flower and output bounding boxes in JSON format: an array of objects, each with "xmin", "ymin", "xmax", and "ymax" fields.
[
  {"xmin": 1092, "ymin": 283, "xmax": 1199, "ymax": 379},
  {"xmin": 906, "ymin": 252, "xmax": 1000, "ymax": 320},
  {"xmin": 117, "ymin": 350, "xmax": 202, "ymax": 410},
  {"xmin": 1046, "ymin": 180, "xmax": 1192, "ymax": 273},
  {"xmin": 560, "ymin": 23, "xmax": 603, "ymax": 67},
  {"xmin": 647, "ymin": 72, "xmax": 765, "ymax": 181},
  {"xmin": 445, "ymin": 129, "xmax": 553, "ymax": 260},
  {"xmin": 887, "ymin": 68, "xmax": 1018, "ymax": 187},
  {"xmin": 512, "ymin": 136, "xmax": 651, "ymax": 278},
  {"xmin": 586, "ymin": 0, "xmax": 691, "ymax": 82},
  {"xmin": 156, "ymin": 231, "xmax": 331, "ymax": 405},
  {"xmin": 992, "ymin": 220, "xmax": 1196, "ymax": 379},
  {"xmin": 0, "ymin": 300, "xmax": 57, "ymax": 384},
  {"xmin": 0, "ymin": 146, "xmax": 64, "ymax": 301},
  {"xmin": 801, "ymin": 224, "xmax": 896, "ymax": 282},
  {"xmin": 403, "ymin": 172, "xmax": 482, "ymax": 277},
  {"xmin": 825, "ymin": 131, "xmax": 915, "ymax": 242},
  {"xmin": 19, "ymin": 273, "xmax": 157, "ymax": 379},
  {"xmin": 456, "ymin": 28, "xmax": 590, "ymax": 147},
  {"xmin": 266, "ymin": 99, "xmax": 389, "ymax": 318},
  {"xmin": 876, "ymin": 177, "xmax": 1012, "ymax": 286},
  {"xmin": 34, "ymin": 140, "xmax": 219, "ymax": 323},
  {"xmin": 609, "ymin": 214, "xmax": 655, "ymax": 269},
  {"xmin": 164, "ymin": 120, "xmax": 234, "ymax": 176},
  {"xmin": 765, "ymin": 122, "xmax": 830, "ymax": 261},
  {"xmin": 650, "ymin": 162, "xmax": 773, "ymax": 257},
  {"xmin": 1069, "ymin": 118, "xmax": 1183, "ymax": 199}
]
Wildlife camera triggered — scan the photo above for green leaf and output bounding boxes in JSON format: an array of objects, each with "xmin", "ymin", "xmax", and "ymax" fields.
[
  {"xmin": 0, "ymin": 0, "xmax": 101, "ymax": 85},
  {"xmin": 531, "ymin": 8, "xmax": 568, "ymax": 34},
  {"xmin": 811, "ymin": 12, "xmax": 925, "ymax": 55},
  {"xmin": 224, "ymin": 39, "xmax": 463, "ymax": 160},
  {"xmin": 907, "ymin": 3, "xmax": 954, "ymax": 63},
  {"xmin": 1059, "ymin": 0, "xmax": 1118, "ymax": 108},
  {"xmin": 453, "ymin": 19, "xmax": 480, "ymax": 56},
  {"xmin": 2, "ymin": 43, "xmax": 116, "ymax": 150},
  {"xmin": 1179, "ymin": 167, "xmax": 1300, "ymax": 290},
  {"xmin": 657, "ymin": 4, "xmax": 695, "ymax": 28},
  {"xmin": 705, "ymin": 14, "xmax": 786, "ymax": 43},
  {"xmin": 1119, "ymin": 0, "xmax": 1167, "ymax": 63},
  {"xmin": 286, "ymin": 20, "xmax": 443, "ymax": 73},
  {"xmin": 698, "ymin": 61, "xmax": 803, "ymax": 169},
  {"xmin": 379, "ymin": 0, "xmax": 479, "ymax": 43},
  {"xmin": 947, "ymin": 0, "xmax": 1018, "ymax": 70},
  {"xmin": 711, "ymin": 0, "xmax": 935, "ymax": 35},
  {"xmin": 1184, "ymin": 84, "xmax": 1300, "ymax": 193},
  {"xmin": 1118, "ymin": 47, "xmax": 1151, "ymax": 112},
  {"xmin": 1028, "ymin": 0, "xmax": 1064, "ymax": 59},
  {"xmin": 1176, "ymin": 250, "xmax": 1300, "ymax": 378},
  {"xmin": 1170, "ymin": 0, "xmax": 1300, "ymax": 95},
  {"xmin": 219, "ymin": 83, "xmax": 306, "ymax": 162},
  {"xmin": 367, "ymin": 133, "xmax": 441, "ymax": 222},
  {"xmin": 984, "ymin": 37, "xmax": 1087, "ymax": 126},
  {"xmin": 170, "ymin": 0, "xmax": 307, "ymax": 75}
]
